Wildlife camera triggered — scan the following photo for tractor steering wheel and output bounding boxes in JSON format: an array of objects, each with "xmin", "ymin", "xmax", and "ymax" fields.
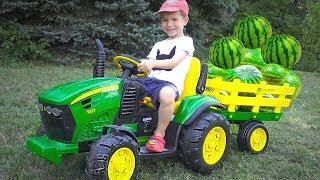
[{"xmin": 113, "ymin": 54, "xmax": 148, "ymax": 77}]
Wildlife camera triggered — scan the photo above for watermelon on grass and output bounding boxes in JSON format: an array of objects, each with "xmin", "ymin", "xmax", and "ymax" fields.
[
  {"xmin": 261, "ymin": 63, "xmax": 287, "ymax": 85},
  {"xmin": 226, "ymin": 65, "xmax": 263, "ymax": 84},
  {"xmin": 240, "ymin": 48, "xmax": 267, "ymax": 69},
  {"xmin": 261, "ymin": 34, "xmax": 302, "ymax": 69},
  {"xmin": 209, "ymin": 36, "xmax": 244, "ymax": 69},
  {"xmin": 234, "ymin": 15, "xmax": 272, "ymax": 48}
]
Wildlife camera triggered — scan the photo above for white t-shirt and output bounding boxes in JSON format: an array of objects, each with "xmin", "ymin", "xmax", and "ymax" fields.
[{"xmin": 147, "ymin": 36, "xmax": 194, "ymax": 95}]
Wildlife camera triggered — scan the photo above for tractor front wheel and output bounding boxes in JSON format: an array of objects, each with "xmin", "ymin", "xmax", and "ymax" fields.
[
  {"xmin": 178, "ymin": 112, "xmax": 231, "ymax": 174},
  {"xmin": 237, "ymin": 121, "xmax": 269, "ymax": 153},
  {"xmin": 86, "ymin": 132, "xmax": 140, "ymax": 180}
]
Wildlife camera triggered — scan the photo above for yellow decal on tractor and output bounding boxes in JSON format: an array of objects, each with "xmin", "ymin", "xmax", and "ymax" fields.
[{"xmin": 71, "ymin": 85, "xmax": 119, "ymax": 105}]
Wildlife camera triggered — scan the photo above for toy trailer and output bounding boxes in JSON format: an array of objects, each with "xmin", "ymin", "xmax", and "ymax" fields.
[{"xmin": 204, "ymin": 77, "xmax": 296, "ymax": 153}]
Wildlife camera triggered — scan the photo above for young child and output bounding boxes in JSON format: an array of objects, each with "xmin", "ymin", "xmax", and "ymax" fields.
[{"xmin": 137, "ymin": 0, "xmax": 194, "ymax": 153}]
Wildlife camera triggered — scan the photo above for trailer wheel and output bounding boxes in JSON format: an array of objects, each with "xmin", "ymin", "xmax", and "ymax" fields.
[
  {"xmin": 178, "ymin": 112, "xmax": 230, "ymax": 174},
  {"xmin": 237, "ymin": 121, "xmax": 269, "ymax": 153},
  {"xmin": 86, "ymin": 132, "xmax": 140, "ymax": 180}
]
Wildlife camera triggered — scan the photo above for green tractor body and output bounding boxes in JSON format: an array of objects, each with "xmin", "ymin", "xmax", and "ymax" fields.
[
  {"xmin": 27, "ymin": 75, "xmax": 223, "ymax": 165},
  {"xmin": 27, "ymin": 77, "xmax": 122, "ymax": 164}
]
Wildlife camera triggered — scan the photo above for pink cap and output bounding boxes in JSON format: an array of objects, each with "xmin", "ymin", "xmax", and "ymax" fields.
[{"xmin": 157, "ymin": 0, "xmax": 189, "ymax": 16}]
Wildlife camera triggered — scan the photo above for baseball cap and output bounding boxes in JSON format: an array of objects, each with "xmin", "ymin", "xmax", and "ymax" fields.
[{"xmin": 157, "ymin": 0, "xmax": 189, "ymax": 16}]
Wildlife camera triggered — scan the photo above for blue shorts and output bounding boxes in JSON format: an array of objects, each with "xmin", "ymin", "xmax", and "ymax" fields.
[{"xmin": 135, "ymin": 77, "xmax": 179, "ymax": 109}]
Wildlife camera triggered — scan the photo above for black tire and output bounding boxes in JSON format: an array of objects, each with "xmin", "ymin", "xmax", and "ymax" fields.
[
  {"xmin": 86, "ymin": 132, "xmax": 141, "ymax": 180},
  {"xmin": 36, "ymin": 121, "xmax": 45, "ymax": 135},
  {"xmin": 178, "ymin": 112, "xmax": 231, "ymax": 174},
  {"xmin": 237, "ymin": 121, "xmax": 269, "ymax": 153}
]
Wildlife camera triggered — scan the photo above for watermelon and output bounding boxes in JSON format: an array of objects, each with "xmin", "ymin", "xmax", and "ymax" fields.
[
  {"xmin": 226, "ymin": 65, "xmax": 263, "ymax": 112},
  {"xmin": 226, "ymin": 65, "xmax": 262, "ymax": 84},
  {"xmin": 283, "ymin": 70, "xmax": 302, "ymax": 100},
  {"xmin": 261, "ymin": 34, "xmax": 302, "ymax": 69},
  {"xmin": 261, "ymin": 63, "xmax": 287, "ymax": 85},
  {"xmin": 240, "ymin": 48, "xmax": 267, "ymax": 69},
  {"xmin": 207, "ymin": 63, "xmax": 227, "ymax": 79},
  {"xmin": 234, "ymin": 15, "xmax": 272, "ymax": 48},
  {"xmin": 208, "ymin": 36, "xmax": 244, "ymax": 69}
]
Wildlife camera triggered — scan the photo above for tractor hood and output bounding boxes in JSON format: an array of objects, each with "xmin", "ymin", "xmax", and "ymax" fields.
[{"xmin": 38, "ymin": 77, "xmax": 122, "ymax": 104}]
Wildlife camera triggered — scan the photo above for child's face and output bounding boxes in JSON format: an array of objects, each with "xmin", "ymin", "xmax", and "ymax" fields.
[{"xmin": 160, "ymin": 11, "xmax": 189, "ymax": 39}]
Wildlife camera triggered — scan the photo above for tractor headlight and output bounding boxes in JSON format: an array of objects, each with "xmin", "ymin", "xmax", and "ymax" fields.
[
  {"xmin": 38, "ymin": 103, "xmax": 62, "ymax": 117},
  {"xmin": 52, "ymin": 108, "xmax": 62, "ymax": 116},
  {"xmin": 38, "ymin": 103, "xmax": 44, "ymax": 111}
]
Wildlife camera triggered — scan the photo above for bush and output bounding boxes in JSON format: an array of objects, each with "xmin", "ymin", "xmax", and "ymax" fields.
[
  {"xmin": 0, "ymin": 0, "xmax": 164, "ymax": 65},
  {"xmin": 297, "ymin": 1, "xmax": 320, "ymax": 72},
  {"xmin": 0, "ymin": 21, "xmax": 51, "ymax": 62}
]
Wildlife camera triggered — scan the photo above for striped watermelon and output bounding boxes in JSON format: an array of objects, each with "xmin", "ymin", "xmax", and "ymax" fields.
[
  {"xmin": 261, "ymin": 34, "xmax": 301, "ymax": 69},
  {"xmin": 261, "ymin": 63, "xmax": 286, "ymax": 85},
  {"xmin": 226, "ymin": 65, "xmax": 262, "ymax": 84},
  {"xmin": 208, "ymin": 36, "xmax": 244, "ymax": 69},
  {"xmin": 283, "ymin": 70, "xmax": 301, "ymax": 100},
  {"xmin": 234, "ymin": 15, "xmax": 272, "ymax": 48},
  {"xmin": 240, "ymin": 48, "xmax": 267, "ymax": 69}
]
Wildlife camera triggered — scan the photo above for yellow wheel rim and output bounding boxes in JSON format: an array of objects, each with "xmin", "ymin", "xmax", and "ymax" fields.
[
  {"xmin": 107, "ymin": 147, "xmax": 135, "ymax": 180},
  {"xmin": 202, "ymin": 127, "xmax": 227, "ymax": 165},
  {"xmin": 250, "ymin": 127, "xmax": 267, "ymax": 152}
]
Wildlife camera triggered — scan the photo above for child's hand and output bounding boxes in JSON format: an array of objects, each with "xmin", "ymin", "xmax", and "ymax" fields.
[{"xmin": 138, "ymin": 59, "xmax": 155, "ymax": 73}]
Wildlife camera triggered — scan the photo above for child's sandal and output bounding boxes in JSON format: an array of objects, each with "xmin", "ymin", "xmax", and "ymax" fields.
[{"xmin": 146, "ymin": 135, "xmax": 165, "ymax": 153}]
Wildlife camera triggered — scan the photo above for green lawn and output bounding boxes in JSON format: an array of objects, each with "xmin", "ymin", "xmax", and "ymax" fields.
[{"xmin": 0, "ymin": 63, "xmax": 319, "ymax": 179}]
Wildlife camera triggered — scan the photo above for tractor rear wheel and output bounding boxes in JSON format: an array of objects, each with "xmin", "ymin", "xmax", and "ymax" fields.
[
  {"xmin": 237, "ymin": 121, "xmax": 269, "ymax": 153},
  {"xmin": 86, "ymin": 132, "xmax": 141, "ymax": 180},
  {"xmin": 178, "ymin": 112, "xmax": 231, "ymax": 174}
]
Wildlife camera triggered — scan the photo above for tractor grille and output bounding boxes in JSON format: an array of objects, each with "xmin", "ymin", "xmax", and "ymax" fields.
[
  {"xmin": 120, "ymin": 82, "xmax": 139, "ymax": 118},
  {"xmin": 38, "ymin": 101, "xmax": 76, "ymax": 143}
]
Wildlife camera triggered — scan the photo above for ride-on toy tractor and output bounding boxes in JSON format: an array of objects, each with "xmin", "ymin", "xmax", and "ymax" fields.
[{"xmin": 27, "ymin": 39, "xmax": 231, "ymax": 179}]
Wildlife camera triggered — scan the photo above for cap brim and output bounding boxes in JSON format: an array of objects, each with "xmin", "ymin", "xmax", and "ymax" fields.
[{"xmin": 157, "ymin": 7, "xmax": 180, "ymax": 14}]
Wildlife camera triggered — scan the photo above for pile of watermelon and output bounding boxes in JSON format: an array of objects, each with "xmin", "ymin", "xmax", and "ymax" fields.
[{"xmin": 207, "ymin": 15, "xmax": 302, "ymax": 100}]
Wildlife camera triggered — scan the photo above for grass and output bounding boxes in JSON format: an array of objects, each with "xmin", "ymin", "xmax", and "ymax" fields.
[{"xmin": 0, "ymin": 63, "xmax": 319, "ymax": 179}]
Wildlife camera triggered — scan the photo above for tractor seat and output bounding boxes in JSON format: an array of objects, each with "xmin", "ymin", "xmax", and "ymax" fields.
[{"xmin": 141, "ymin": 57, "xmax": 207, "ymax": 113}]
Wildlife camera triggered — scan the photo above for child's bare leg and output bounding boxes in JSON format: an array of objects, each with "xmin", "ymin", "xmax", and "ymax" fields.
[{"xmin": 154, "ymin": 86, "xmax": 176, "ymax": 138}]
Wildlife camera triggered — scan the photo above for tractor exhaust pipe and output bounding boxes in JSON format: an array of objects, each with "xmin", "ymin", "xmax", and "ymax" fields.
[{"xmin": 93, "ymin": 39, "xmax": 106, "ymax": 78}]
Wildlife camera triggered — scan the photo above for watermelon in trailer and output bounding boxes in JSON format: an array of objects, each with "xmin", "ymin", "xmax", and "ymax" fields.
[
  {"xmin": 209, "ymin": 36, "xmax": 244, "ymax": 69},
  {"xmin": 234, "ymin": 15, "xmax": 272, "ymax": 48},
  {"xmin": 261, "ymin": 63, "xmax": 287, "ymax": 85},
  {"xmin": 283, "ymin": 70, "xmax": 302, "ymax": 100},
  {"xmin": 240, "ymin": 48, "xmax": 267, "ymax": 69},
  {"xmin": 261, "ymin": 34, "xmax": 302, "ymax": 69},
  {"xmin": 207, "ymin": 63, "xmax": 228, "ymax": 79},
  {"xmin": 226, "ymin": 65, "xmax": 263, "ymax": 84}
]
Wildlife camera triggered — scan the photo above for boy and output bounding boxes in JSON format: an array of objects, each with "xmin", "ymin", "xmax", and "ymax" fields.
[{"xmin": 137, "ymin": 0, "xmax": 194, "ymax": 153}]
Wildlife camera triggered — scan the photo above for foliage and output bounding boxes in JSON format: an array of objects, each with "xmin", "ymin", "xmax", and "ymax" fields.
[
  {"xmin": 0, "ymin": 0, "xmax": 164, "ymax": 64},
  {"xmin": 297, "ymin": 1, "xmax": 320, "ymax": 72},
  {"xmin": 0, "ymin": 21, "xmax": 51, "ymax": 62},
  {"xmin": 0, "ymin": 0, "xmax": 319, "ymax": 72},
  {"xmin": 0, "ymin": 0, "xmax": 238, "ymax": 65}
]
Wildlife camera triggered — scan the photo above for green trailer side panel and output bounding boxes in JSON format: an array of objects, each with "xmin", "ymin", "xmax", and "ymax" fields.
[
  {"xmin": 27, "ymin": 135, "xmax": 78, "ymax": 165},
  {"xmin": 214, "ymin": 110, "xmax": 283, "ymax": 122}
]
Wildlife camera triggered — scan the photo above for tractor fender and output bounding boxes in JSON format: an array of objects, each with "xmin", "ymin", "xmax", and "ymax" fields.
[
  {"xmin": 173, "ymin": 95, "xmax": 225, "ymax": 126},
  {"xmin": 102, "ymin": 125, "xmax": 138, "ymax": 144}
]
